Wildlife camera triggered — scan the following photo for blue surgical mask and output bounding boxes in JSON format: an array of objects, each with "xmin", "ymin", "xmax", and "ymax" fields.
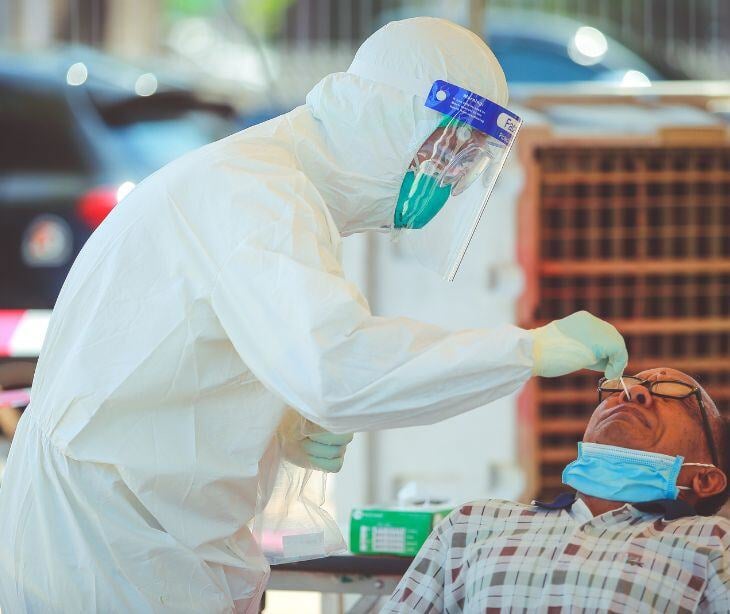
[
  {"xmin": 394, "ymin": 170, "xmax": 452, "ymax": 229},
  {"xmin": 562, "ymin": 442, "xmax": 714, "ymax": 503}
]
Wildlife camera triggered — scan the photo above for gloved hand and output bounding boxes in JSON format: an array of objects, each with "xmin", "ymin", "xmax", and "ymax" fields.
[
  {"xmin": 279, "ymin": 409, "xmax": 354, "ymax": 473},
  {"xmin": 529, "ymin": 311, "xmax": 628, "ymax": 379}
]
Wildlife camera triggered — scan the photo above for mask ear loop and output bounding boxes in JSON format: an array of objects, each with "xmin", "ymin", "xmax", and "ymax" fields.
[{"xmin": 676, "ymin": 462, "xmax": 717, "ymax": 491}]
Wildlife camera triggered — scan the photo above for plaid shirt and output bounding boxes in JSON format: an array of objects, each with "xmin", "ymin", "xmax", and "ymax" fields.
[{"xmin": 382, "ymin": 497, "xmax": 730, "ymax": 613}]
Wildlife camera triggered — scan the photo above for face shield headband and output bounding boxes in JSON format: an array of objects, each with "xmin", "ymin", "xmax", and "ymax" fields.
[{"xmin": 392, "ymin": 80, "xmax": 522, "ymax": 281}]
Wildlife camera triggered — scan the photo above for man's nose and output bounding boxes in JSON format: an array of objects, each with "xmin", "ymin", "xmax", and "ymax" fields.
[{"xmin": 622, "ymin": 384, "xmax": 653, "ymax": 406}]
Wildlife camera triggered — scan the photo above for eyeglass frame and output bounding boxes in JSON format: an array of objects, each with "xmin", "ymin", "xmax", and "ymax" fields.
[{"xmin": 597, "ymin": 376, "xmax": 720, "ymax": 467}]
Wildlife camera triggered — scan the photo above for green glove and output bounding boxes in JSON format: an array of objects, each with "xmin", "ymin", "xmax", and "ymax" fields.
[
  {"xmin": 530, "ymin": 311, "xmax": 628, "ymax": 379},
  {"xmin": 297, "ymin": 431, "xmax": 354, "ymax": 473},
  {"xmin": 279, "ymin": 410, "xmax": 353, "ymax": 473}
]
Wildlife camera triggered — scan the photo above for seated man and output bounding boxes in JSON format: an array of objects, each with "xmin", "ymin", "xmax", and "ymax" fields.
[{"xmin": 383, "ymin": 368, "xmax": 730, "ymax": 613}]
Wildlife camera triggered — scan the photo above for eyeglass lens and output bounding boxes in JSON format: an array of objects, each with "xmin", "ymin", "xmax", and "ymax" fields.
[{"xmin": 602, "ymin": 377, "xmax": 694, "ymax": 397}]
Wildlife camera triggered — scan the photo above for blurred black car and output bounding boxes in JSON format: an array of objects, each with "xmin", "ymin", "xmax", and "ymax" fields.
[{"xmin": 0, "ymin": 49, "xmax": 239, "ymax": 309}]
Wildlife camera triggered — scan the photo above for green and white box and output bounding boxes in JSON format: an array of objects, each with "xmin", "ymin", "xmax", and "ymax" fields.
[{"xmin": 349, "ymin": 506, "xmax": 453, "ymax": 557}]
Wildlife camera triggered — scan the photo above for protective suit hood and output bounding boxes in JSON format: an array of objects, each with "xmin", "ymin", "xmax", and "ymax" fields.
[{"xmin": 300, "ymin": 17, "xmax": 508, "ymax": 236}]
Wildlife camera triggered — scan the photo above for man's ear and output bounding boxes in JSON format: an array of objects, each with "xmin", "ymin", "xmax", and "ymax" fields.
[{"xmin": 692, "ymin": 468, "xmax": 728, "ymax": 499}]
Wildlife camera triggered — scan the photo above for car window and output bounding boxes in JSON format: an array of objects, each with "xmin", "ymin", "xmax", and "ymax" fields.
[
  {"xmin": 0, "ymin": 82, "xmax": 89, "ymax": 174},
  {"xmin": 490, "ymin": 40, "xmax": 605, "ymax": 83},
  {"xmin": 94, "ymin": 93, "xmax": 236, "ymax": 174},
  {"xmin": 106, "ymin": 110, "xmax": 234, "ymax": 173}
]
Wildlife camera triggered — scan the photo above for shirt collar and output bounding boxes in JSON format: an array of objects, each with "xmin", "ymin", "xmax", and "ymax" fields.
[
  {"xmin": 532, "ymin": 492, "xmax": 697, "ymax": 520},
  {"xmin": 531, "ymin": 492, "xmax": 577, "ymax": 511},
  {"xmin": 633, "ymin": 498, "xmax": 697, "ymax": 520}
]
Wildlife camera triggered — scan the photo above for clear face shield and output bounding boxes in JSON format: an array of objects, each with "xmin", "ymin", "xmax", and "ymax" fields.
[{"xmin": 393, "ymin": 80, "xmax": 522, "ymax": 280}]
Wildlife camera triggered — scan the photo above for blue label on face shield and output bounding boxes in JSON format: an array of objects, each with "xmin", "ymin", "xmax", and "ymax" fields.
[{"xmin": 425, "ymin": 80, "xmax": 520, "ymax": 145}]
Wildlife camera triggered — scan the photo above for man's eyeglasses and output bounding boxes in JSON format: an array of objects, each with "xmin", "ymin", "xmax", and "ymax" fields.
[{"xmin": 598, "ymin": 376, "xmax": 719, "ymax": 467}]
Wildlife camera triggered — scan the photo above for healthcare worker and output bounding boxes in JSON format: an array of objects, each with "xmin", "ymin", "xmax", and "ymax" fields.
[{"xmin": 0, "ymin": 17, "xmax": 627, "ymax": 613}]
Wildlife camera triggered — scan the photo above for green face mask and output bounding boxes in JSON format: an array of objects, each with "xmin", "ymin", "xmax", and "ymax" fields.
[{"xmin": 393, "ymin": 170, "xmax": 452, "ymax": 229}]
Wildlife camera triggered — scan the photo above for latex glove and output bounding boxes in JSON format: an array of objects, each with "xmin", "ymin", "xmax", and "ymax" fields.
[
  {"xmin": 529, "ymin": 311, "xmax": 628, "ymax": 379},
  {"xmin": 279, "ymin": 410, "xmax": 354, "ymax": 473}
]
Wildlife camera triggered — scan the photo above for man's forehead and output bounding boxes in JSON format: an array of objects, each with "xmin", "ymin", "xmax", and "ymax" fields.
[{"xmin": 634, "ymin": 367, "xmax": 699, "ymax": 387}]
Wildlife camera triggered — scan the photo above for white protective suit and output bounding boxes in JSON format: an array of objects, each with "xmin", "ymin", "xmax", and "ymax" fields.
[{"xmin": 0, "ymin": 17, "xmax": 534, "ymax": 613}]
